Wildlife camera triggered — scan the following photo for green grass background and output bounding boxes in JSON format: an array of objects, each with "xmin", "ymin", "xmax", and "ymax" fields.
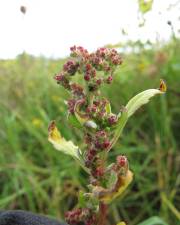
[{"xmin": 0, "ymin": 39, "xmax": 179, "ymax": 225}]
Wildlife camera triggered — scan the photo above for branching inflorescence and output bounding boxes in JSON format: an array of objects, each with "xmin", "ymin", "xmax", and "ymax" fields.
[{"xmin": 48, "ymin": 46, "xmax": 166, "ymax": 225}]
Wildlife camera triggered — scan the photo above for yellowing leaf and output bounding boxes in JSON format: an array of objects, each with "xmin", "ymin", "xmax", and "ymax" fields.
[
  {"xmin": 92, "ymin": 170, "xmax": 133, "ymax": 204},
  {"xmin": 117, "ymin": 222, "xmax": 126, "ymax": 225},
  {"xmin": 74, "ymin": 99, "xmax": 89, "ymax": 125},
  {"xmin": 126, "ymin": 80, "xmax": 166, "ymax": 118},
  {"xmin": 159, "ymin": 79, "xmax": 167, "ymax": 92},
  {"xmin": 48, "ymin": 121, "xmax": 81, "ymax": 160},
  {"xmin": 48, "ymin": 121, "xmax": 90, "ymax": 174}
]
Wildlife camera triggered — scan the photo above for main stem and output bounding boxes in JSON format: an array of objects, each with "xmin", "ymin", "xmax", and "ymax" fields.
[{"xmin": 97, "ymin": 202, "xmax": 108, "ymax": 225}]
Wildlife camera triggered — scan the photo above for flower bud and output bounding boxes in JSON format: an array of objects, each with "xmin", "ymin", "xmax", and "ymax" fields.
[
  {"xmin": 84, "ymin": 73, "xmax": 91, "ymax": 81},
  {"xmin": 95, "ymin": 166, "xmax": 104, "ymax": 177},
  {"xmin": 116, "ymin": 155, "xmax": 127, "ymax": 167},
  {"xmin": 54, "ymin": 73, "xmax": 70, "ymax": 89},
  {"xmin": 106, "ymin": 75, "xmax": 113, "ymax": 84},
  {"xmin": 54, "ymin": 74, "xmax": 64, "ymax": 82},
  {"xmin": 96, "ymin": 79, "xmax": 102, "ymax": 85},
  {"xmin": 71, "ymin": 83, "xmax": 84, "ymax": 97},
  {"xmin": 103, "ymin": 140, "xmax": 110, "ymax": 149},
  {"xmin": 67, "ymin": 99, "xmax": 76, "ymax": 114},
  {"xmin": 63, "ymin": 60, "xmax": 79, "ymax": 76},
  {"xmin": 108, "ymin": 114, "xmax": 118, "ymax": 125},
  {"xmin": 86, "ymin": 64, "xmax": 92, "ymax": 71}
]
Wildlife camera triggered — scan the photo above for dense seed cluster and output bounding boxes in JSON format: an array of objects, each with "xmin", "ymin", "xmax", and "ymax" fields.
[
  {"xmin": 54, "ymin": 46, "xmax": 124, "ymax": 225},
  {"xmin": 65, "ymin": 208, "xmax": 96, "ymax": 225},
  {"xmin": 54, "ymin": 46, "xmax": 122, "ymax": 115},
  {"xmin": 84, "ymin": 129, "xmax": 111, "ymax": 177}
]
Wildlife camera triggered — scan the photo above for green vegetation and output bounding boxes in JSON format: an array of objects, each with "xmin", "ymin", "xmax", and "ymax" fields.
[{"xmin": 0, "ymin": 39, "xmax": 179, "ymax": 225}]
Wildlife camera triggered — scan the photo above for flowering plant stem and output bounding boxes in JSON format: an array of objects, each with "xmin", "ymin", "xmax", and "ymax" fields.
[
  {"xmin": 48, "ymin": 45, "xmax": 166, "ymax": 225},
  {"xmin": 97, "ymin": 202, "xmax": 108, "ymax": 225}
]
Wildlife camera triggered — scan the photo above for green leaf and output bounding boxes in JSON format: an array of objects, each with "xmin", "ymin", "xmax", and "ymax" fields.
[
  {"xmin": 107, "ymin": 80, "xmax": 166, "ymax": 151},
  {"xmin": 78, "ymin": 191, "xmax": 87, "ymax": 208},
  {"xmin": 106, "ymin": 170, "xmax": 118, "ymax": 189},
  {"xmin": 126, "ymin": 88, "xmax": 165, "ymax": 118},
  {"xmin": 139, "ymin": 0, "xmax": 153, "ymax": 14},
  {"xmin": 67, "ymin": 113, "xmax": 82, "ymax": 128},
  {"xmin": 105, "ymin": 101, "xmax": 111, "ymax": 114},
  {"xmin": 137, "ymin": 216, "xmax": 169, "ymax": 225},
  {"xmin": 107, "ymin": 109, "xmax": 128, "ymax": 152}
]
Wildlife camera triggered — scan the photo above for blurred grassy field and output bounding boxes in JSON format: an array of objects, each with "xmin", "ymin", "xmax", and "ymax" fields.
[{"xmin": 0, "ymin": 39, "xmax": 179, "ymax": 225}]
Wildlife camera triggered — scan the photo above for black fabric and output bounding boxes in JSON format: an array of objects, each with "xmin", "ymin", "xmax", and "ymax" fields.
[{"xmin": 0, "ymin": 210, "xmax": 65, "ymax": 225}]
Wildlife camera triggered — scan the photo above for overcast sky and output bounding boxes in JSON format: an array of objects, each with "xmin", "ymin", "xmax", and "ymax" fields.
[{"xmin": 0, "ymin": 0, "xmax": 179, "ymax": 59}]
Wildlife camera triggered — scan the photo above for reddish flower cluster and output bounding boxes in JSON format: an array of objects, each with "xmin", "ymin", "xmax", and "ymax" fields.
[
  {"xmin": 54, "ymin": 73, "xmax": 70, "ymax": 90},
  {"xmin": 55, "ymin": 45, "xmax": 122, "ymax": 93},
  {"xmin": 91, "ymin": 165, "xmax": 105, "ymax": 178},
  {"xmin": 113, "ymin": 155, "xmax": 129, "ymax": 175},
  {"xmin": 67, "ymin": 99, "xmax": 76, "ymax": 114},
  {"xmin": 65, "ymin": 208, "xmax": 96, "ymax": 225},
  {"xmin": 84, "ymin": 63, "xmax": 96, "ymax": 82},
  {"xmin": 94, "ymin": 130, "xmax": 110, "ymax": 150},
  {"xmin": 84, "ymin": 129, "xmax": 111, "ymax": 178},
  {"xmin": 70, "ymin": 83, "xmax": 84, "ymax": 98},
  {"xmin": 63, "ymin": 60, "xmax": 79, "ymax": 76},
  {"xmin": 85, "ymin": 99, "xmax": 112, "ymax": 122},
  {"xmin": 116, "ymin": 155, "xmax": 127, "ymax": 167},
  {"xmin": 70, "ymin": 45, "xmax": 89, "ymax": 59},
  {"xmin": 107, "ymin": 114, "xmax": 118, "ymax": 125},
  {"xmin": 54, "ymin": 46, "xmax": 122, "ymax": 117},
  {"xmin": 91, "ymin": 47, "xmax": 122, "ymax": 69}
]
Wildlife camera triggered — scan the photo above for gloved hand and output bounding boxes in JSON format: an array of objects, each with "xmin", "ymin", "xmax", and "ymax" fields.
[{"xmin": 0, "ymin": 210, "xmax": 66, "ymax": 225}]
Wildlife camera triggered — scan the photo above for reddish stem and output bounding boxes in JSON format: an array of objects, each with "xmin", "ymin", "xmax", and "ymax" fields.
[{"xmin": 97, "ymin": 202, "xmax": 108, "ymax": 225}]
